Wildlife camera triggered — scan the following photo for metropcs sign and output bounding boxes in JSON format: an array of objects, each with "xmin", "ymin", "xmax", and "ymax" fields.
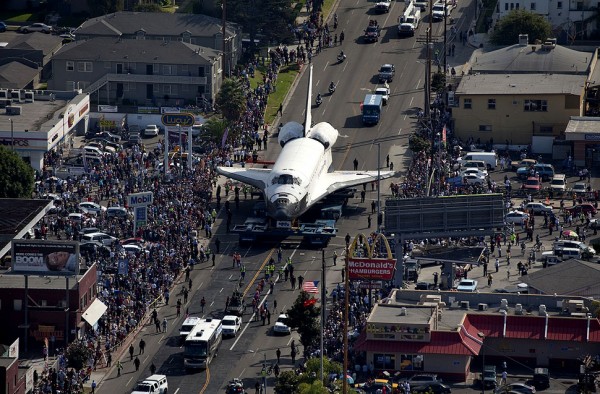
[{"xmin": 128, "ymin": 192, "xmax": 154, "ymax": 207}]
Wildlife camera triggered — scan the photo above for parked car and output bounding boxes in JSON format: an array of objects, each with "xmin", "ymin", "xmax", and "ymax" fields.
[
  {"xmin": 504, "ymin": 210, "xmax": 529, "ymax": 224},
  {"xmin": 460, "ymin": 168, "xmax": 488, "ymax": 178},
  {"xmin": 0, "ymin": 22, "xmax": 7, "ymax": 33},
  {"xmin": 273, "ymin": 314, "xmax": 291, "ymax": 335},
  {"xmin": 462, "ymin": 173, "xmax": 486, "ymax": 185},
  {"xmin": 20, "ymin": 23, "xmax": 52, "ymax": 33},
  {"xmin": 413, "ymin": 382, "xmax": 452, "ymax": 394},
  {"xmin": 572, "ymin": 182, "xmax": 588, "ymax": 194},
  {"xmin": 523, "ymin": 176, "xmax": 541, "ymax": 191},
  {"xmin": 106, "ymin": 206, "xmax": 129, "ymax": 218},
  {"xmin": 524, "ymin": 202, "xmax": 553, "ymax": 215},
  {"xmin": 510, "ymin": 158, "xmax": 536, "ymax": 171},
  {"xmin": 144, "ymin": 125, "xmax": 160, "ymax": 137},
  {"xmin": 456, "ymin": 279, "xmax": 478, "ymax": 292},
  {"xmin": 566, "ymin": 203, "xmax": 597, "ymax": 216},
  {"xmin": 500, "ymin": 382, "xmax": 536, "ymax": 394},
  {"xmin": 532, "ymin": 368, "xmax": 550, "ymax": 390},
  {"xmin": 81, "ymin": 232, "xmax": 118, "ymax": 246},
  {"xmin": 78, "ymin": 202, "xmax": 106, "ymax": 215},
  {"xmin": 222, "ymin": 315, "xmax": 242, "ymax": 337},
  {"xmin": 408, "ymin": 375, "xmax": 440, "ymax": 386}
]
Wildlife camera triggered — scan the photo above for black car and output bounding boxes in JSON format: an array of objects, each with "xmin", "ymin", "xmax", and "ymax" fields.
[
  {"xmin": 413, "ymin": 382, "xmax": 452, "ymax": 394},
  {"xmin": 0, "ymin": 22, "xmax": 7, "ymax": 33}
]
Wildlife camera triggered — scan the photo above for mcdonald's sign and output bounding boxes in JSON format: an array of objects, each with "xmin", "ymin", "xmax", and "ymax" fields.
[{"xmin": 347, "ymin": 233, "xmax": 396, "ymax": 281}]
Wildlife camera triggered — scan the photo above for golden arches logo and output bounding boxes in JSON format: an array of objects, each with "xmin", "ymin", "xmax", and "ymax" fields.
[{"xmin": 348, "ymin": 233, "xmax": 394, "ymax": 259}]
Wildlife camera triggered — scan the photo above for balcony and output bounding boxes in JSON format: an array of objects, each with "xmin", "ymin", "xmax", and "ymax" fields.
[{"xmin": 107, "ymin": 73, "xmax": 207, "ymax": 85}]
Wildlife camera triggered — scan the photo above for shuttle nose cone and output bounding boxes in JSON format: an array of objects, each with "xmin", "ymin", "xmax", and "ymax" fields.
[{"xmin": 268, "ymin": 195, "xmax": 298, "ymax": 221}]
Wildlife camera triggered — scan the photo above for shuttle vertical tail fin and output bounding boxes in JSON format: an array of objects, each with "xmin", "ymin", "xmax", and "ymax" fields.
[{"xmin": 304, "ymin": 65, "xmax": 313, "ymax": 137}]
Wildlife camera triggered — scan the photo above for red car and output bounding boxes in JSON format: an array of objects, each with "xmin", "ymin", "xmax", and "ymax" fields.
[
  {"xmin": 566, "ymin": 203, "xmax": 597, "ymax": 216},
  {"xmin": 523, "ymin": 176, "xmax": 541, "ymax": 191}
]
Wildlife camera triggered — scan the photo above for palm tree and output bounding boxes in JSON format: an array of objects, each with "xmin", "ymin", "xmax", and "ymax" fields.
[
  {"xmin": 202, "ymin": 116, "xmax": 228, "ymax": 142},
  {"xmin": 215, "ymin": 77, "xmax": 247, "ymax": 124}
]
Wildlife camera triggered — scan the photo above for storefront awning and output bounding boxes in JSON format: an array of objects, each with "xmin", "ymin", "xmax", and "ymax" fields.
[
  {"xmin": 82, "ymin": 299, "xmax": 107, "ymax": 326},
  {"xmin": 355, "ymin": 331, "xmax": 480, "ymax": 356}
]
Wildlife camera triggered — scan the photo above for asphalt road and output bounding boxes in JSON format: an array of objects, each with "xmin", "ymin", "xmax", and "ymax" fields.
[{"xmin": 95, "ymin": 0, "xmax": 484, "ymax": 393}]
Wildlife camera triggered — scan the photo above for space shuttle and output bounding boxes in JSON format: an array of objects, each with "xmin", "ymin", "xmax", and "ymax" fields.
[{"xmin": 216, "ymin": 65, "xmax": 394, "ymax": 221}]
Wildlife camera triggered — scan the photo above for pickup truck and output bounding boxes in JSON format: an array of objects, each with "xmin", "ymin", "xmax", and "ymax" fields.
[
  {"xmin": 432, "ymin": 1, "xmax": 454, "ymax": 20},
  {"xmin": 398, "ymin": 13, "xmax": 420, "ymax": 36},
  {"xmin": 378, "ymin": 64, "xmax": 395, "ymax": 83},
  {"xmin": 375, "ymin": 0, "xmax": 391, "ymax": 12}
]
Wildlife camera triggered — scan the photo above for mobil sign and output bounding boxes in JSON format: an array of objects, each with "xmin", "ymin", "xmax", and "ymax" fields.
[{"xmin": 128, "ymin": 192, "xmax": 154, "ymax": 207}]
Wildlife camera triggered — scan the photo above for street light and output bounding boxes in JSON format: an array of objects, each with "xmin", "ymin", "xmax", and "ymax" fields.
[
  {"xmin": 9, "ymin": 118, "xmax": 14, "ymax": 151},
  {"xmin": 478, "ymin": 332, "xmax": 485, "ymax": 394}
]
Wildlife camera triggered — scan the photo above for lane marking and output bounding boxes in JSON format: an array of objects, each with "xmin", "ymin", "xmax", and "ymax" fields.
[{"xmin": 198, "ymin": 366, "xmax": 210, "ymax": 394}]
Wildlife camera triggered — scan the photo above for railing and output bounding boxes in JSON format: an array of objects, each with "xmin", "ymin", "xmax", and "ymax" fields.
[{"xmin": 84, "ymin": 74, "xmax": 208, "ymax": 94}]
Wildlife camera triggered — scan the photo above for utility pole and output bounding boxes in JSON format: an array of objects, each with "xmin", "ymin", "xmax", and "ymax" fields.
[
  {"xmin": 342, "ymin": 245, "xmax": 350, "ymax": 394},
  {"xmin": 320, "ymin": 249, "xmax": 325, "ymax": 383},
  {"xmin": 221, "ymin": 0, "xmax": 227, "ymax": 82}
]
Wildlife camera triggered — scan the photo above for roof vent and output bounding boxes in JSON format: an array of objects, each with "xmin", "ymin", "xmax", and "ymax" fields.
[
  {"xmin": 460, "ymin": 301, "xmax": 470, "ymax": 309},
  {"xmin": 500, "ymin": 299, "xmax": 509, "ymax": 310},
  {"xmin": 518, "ymin": 34, "xmax": 529, "ymax": 46},
  {"xmin": 478, "ymin": 303, "xmax": 488, "ymax": 311},
  {"xmin": 399, "ymin": 307, "xmax": 407, "ymax": 316},
  {"xmin": 539, "ymin": 304, "xmax": 547, "ymax": 316},
  {"xmin": 515, "ymin": 303, "xmax": 524, "ymax": 315}
]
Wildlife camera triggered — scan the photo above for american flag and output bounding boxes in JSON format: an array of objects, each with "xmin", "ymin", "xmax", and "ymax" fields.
[{"xmin": 302, "ymin": 280, "xmax": 319, "ymax": 294}]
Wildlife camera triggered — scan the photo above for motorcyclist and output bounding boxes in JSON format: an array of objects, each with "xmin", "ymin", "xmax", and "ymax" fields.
[
  {"xmin": 316, "ymin": 93, "xmax": 322, "ymax": 103},
  {"xmin": 329, "ymin": 81, "xmax": 335, "ymax": 91},
  {"xmin": 338, "ymin": 50, "xmax": 345, "ymax": 59}
]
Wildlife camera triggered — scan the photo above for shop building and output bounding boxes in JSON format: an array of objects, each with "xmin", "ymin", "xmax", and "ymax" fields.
[{"xmin": 0, "ymin": 91, "xmax": 89, "ymax": 172}]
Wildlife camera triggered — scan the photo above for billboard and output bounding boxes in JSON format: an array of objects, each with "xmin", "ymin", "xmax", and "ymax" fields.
[
  {"xmin": 11, "ymin": 240, "xmax": 80, "ymax": 276},
  {"xmin": 348, "ymin": 259, "xmax": 395, "ymax": 281},
  {"xmin": 127, "ymin": 191, "xmax": 153, "ymax": 207}
]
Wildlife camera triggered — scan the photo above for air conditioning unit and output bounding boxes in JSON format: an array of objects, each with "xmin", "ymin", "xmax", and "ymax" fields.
[
  {"xmin": 515, "ymin": 303, "xmax": 524, "ymax": 315},
  {"xmin": 539, "ymin": 304, "xmax": 547, "ymax": 316},
  {"xmin": 460, "ymin": 301, "xmax": 470, "ymax": 309},
  {"xmin": 500, "ymin": 299, "xmax": 509, "ymax": 310},
  {"xmin": 10, "ymin": 90, "xmax": 22, "ymax": 102},
  {"xmin": 0, "ymin": 89, "xmax": 8, "ymax": 99},
  {"xmin": 24, "ymin": 90, "xmax": 34, "ymax": 103},
  {"xmin": 0, "ymin": 99, "xmax": 10, "ymax": 108},
  {"xmin": 478, "ymin": 303, "xmax": 488, "ymax": 311},
  {"xmin": 6, "ymin": 106, "xmax": 22, "ymax": 115},
  {"xmin": 399, "ymin": 307, "xmax": 407, "ymax": 316}
]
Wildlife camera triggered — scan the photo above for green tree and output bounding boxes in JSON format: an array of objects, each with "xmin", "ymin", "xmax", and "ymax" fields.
[
  {"xmin": 87, "ymin": 0, "xmax": 124, "ymax": 16},
  {"xmin": 286, "ymin": 292, "xmax": 321, "ymax": 351},
  {"xmin": 66, "ymin": 341, "xmax": 94, "ymax": 370},
  {"xmin": 431, "ymin": 72, "xmax": 446, "ymax": 93},
  {"xmin": 409, "ymin": 134, "xmax": 431, "ymax": 154},
  {"xmin": 0, "ymin": 146, "xmax": 34, "ymax": 198},
  {"xmin": 216, "ymin": 78, "xmax": 247, "ymax": 124},
  {"xmin": 133, "ymin": 3, "xmax": 164, "ymax": 11},
  {"xmin": 274, "ymin": 370, "xmax": 301, "ymax": 394},
  {"xmin": 298, "ymin": 380, "xmax": 329, "ymax": 394},
  {"xmin": 202, "ymin": 116, "xmax": 228, "ymax": 142},
  {"xmin": 490, "ymin": 10, "xmax": 552, "ymax": 45}
]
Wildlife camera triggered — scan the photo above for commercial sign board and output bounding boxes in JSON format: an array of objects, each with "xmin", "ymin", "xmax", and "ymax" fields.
[
  {"xmin": 161, "ymin": 113, "xmax": 195, "ymax": 127},
  {"xmin": 127, "ymin": 191, "xmax": 154, "ymax": 207},
  {"xmin": 11, "ymin": 240, "xmax": 80, "ymax": 276},
  {"xmin": 348, "ymin": 258, "xmax": 396, "ymax": 280}
]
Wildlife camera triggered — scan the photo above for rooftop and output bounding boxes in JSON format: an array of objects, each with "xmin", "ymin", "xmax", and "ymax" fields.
[
  {"xmin": 368, "ymin": 303, "xmax": 433, "ymax": 325},
  {"xmin": 565, "ymin": 116, "xmax": 600, "ymax": 136},
  {"xmin": 53, "ymin": 37, "xmax": 220, "ymax": 64},
  {"xmin": 469, "ymin": 44, "xmax": 591, "ymax": 74},
  {"xmin": 456, "ymin": 73, "xmax": 586, "ymax": 96},
  {"xmin": 0, "ymin": 199, "xmax": 52, "ymax": 258},
  {"xmin": 75, "ymin": 11, "xmax": 238, "ymax": 38},
  {"xmin": 520, "ymin": 259, "xmax": 600, "ymax": 297}
]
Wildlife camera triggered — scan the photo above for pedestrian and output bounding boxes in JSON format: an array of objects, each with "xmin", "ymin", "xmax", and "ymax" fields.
[
  {"xmin": 162, "ymin": 317, "xmax": 168, "ymax": 333},
  {"xmin": 487, "ymin": 273, "xmax": 493, "ymax": 286},
  {"xmin": 390, "ymin": 162, "xmax": 394, "ymax": 171},
  {"xmin": 495, "ymin": 258, "xmax": 500, "ymax": 273},
  {"xmin": 333, "ymin": 250, "xmax": 338, "ymax": 266},
  {"xmin": 276, "ymin": 348, "xmax": 281, "ymax": 364},
  {"xmin": 117, "ymin": 360, "xmax": 123, "ymax": 377},
  {"xmin": 298, "ymin": 275, "xmax": 304, "ymax": 289},
  {"xmin": 139, "ymin": 339, "xmax": 146, "ymax": 355},
  {"xmin": 291, "ymin": 348, "xmax": 297, "ymax": 364},
  {"xmin": 201, "ymin": 297, "xmax": 206, "ymax": 313},
  {"xmin": 273, "ymin": 299, "xmax": 278, "ymax": 312},
  {"xmin": 129, "ymin": 344, "xmax": 134, "ymax": 361},
  {"xmin": 91, "ymin": 380, "xmax": 97, "ymax": 394},
  {"xmin": 150, "ymin": 363, "xmax": 157, "ymax": 375},
  {"xmin": 277, "ymin": 103, "xmax": 283, "ymax": 116},
  {"xmin": 367, "ymin": 214, "xmax": 372, "ymax": 228},
  {"xmin": 267, "ymin": 309, "xmax": 271, "ymax": 325},
  {"xmin": 155, "ymin": 318, "xmax": 161, "ymax": 333},
  {"xmin": 507, "ymin": 269, "xmax": 510, "ymax": 281},
  {"xmin": 353, "ymin": 158, "xmax": 359, "ymax": 170},
  {"xmin": 386, "ymin": 154, "xmax": 390, "ymax": 167},
  {"xmin": 134, "ymin": 356, "xmax": 141, "ymax": 371}
]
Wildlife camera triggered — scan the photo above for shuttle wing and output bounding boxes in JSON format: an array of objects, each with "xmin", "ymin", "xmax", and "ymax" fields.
[
  {"xmin": 215, "ymin": 167, "xmax": 272, "ymax": 190},
  {"xmin": 309, "ymin": 170, "xmax": 395, "ymax": 204}
]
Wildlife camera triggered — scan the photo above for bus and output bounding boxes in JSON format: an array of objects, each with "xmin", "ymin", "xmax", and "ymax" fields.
[
  {"xmin": 183, "ymin": 318, "xmax": 222, "ymax": 369},
  {"xmin": 362, "ymin": 94, "xmax": 383, "ymax": 125}
]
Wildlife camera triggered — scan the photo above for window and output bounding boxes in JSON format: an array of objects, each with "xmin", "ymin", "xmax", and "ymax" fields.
[
  {"xmin": 479, "ymin": 125, "xmax": 493, "ymax": 131},
  {"xmin": 488, "ymin": 98, "xmax": 496, "ymax": 110},
  {"xmin": 13, "ymin": 300, "xmax": 22, "ymax": 311},
  {"xmin": 66, "ymin": 61, "xmax": 74, "ymax": 71},
  {"xmin": 153, "ymin": 84, "xmax": 159, "ymax": 93},
  {"xmin": 530, "ymin": 2, "xmax": 536, "ymax": 10},
  {"xmin": 510, "ymin": 2, "xmax": 514, "ymax": 9},
  {"xmin": 505, "ymin": 3, "xmax": 509, "ymax": 9},
  {"xmin": 400, "ymin": 354, "xmax": 425, "ymax": 371},
  {"xmin": 181, "ymin": 65, "xmax": 189, "ymax": 74},
  {"xmin": 182, "ymin": 32, "xmax": 191, "ymax": 43},
  {"xmin": 539, "ymin": 126, "xmax": 553, "ymax": 133},
  {"xmin": 557, "ymin": 1, "xmax": 562, "ymax": 8},
  {"xmin": 374, "ymin": 354, "xmax": 395, "ymax": 370},
  {"xmin": 515, "ymin": 2, "xmax": 519, "ymax": 8},
  {"xmin": 464, "ymin": 98, "xmax": 472, "ymax": 109},
  {"xmin": 163, "ymin": 84, "xmax": 178, "ymax": 94},
  {"xmin": 524, "ymin": 99, "xmax": 548, "ymax": 111},
  {"xmin": 577, "ymin": 1, "xmax": 583, "ymax": 10},
  {"xmin": 162, "ymin": 65, "xmax": 176, "ymax": 75},
  {"xmin": 76, "ymin": 61, "xmax": 92, "ymax": 72}
]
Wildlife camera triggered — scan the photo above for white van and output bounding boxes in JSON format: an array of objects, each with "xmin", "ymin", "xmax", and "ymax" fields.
[
  {"xmin": 557, "ymin": 247, "xmax": 582, "ymax": 261},
  {"xmin": 550, "ymin": 174, "xmax": 566, "ymax": 193},
  {"xmin": 458, "ymin": 152, "xmax": 497, "ymax": 170}
]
